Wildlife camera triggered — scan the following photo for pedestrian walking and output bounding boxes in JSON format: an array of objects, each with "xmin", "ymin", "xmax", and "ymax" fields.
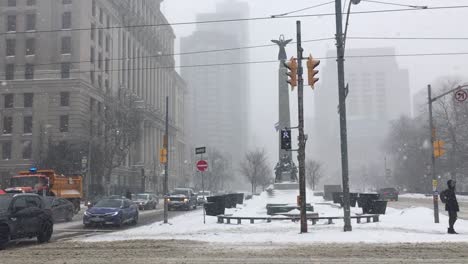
[
  {"xmin": 440, "ymin": 180, "xmax": 459, "ymax": 234},
  {"xmin": 125, "ymin": 189, "xmax": 132, "ymax": 200}
]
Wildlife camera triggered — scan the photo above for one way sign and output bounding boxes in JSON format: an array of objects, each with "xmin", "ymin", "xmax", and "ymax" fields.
[{"xmin": 281, "ymin": 128, "xmax": 291, "ymax": 150}]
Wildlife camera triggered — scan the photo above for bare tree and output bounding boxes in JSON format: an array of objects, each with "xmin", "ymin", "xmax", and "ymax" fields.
[
  {"xmin": 97, "ymin": 92, "xmax": 144, "ymax": 195},
  {"xmin": 305, "ymin": 159, "xmax": 323, "ymax": 190},
  {"xmin": 240, "ymin": 149, "xmax": 272, "ymax": 194},
  {"xmin": 39, "ymin": 140, "xmax": 87, "ymax": 175}
]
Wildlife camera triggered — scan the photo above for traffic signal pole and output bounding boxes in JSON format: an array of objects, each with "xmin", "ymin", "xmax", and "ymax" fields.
[
  {"xmin": 296, "ymin": 21, "xmax": 307, "ymax": 233},
  {"xmin": 427, "ymin": 83, "xmax": 468, "ymax": 223},
  {"xmin": 334, "ymin": 0, "xmax": 352, "ymax": 232},
  {"xmin": 163, "ymin": 96, "xmax": 169, "ymax": 224}
]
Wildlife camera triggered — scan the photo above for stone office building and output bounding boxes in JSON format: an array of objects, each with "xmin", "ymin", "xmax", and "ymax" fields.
[{"xmin": 0, "ymin": 0, "xmax": 188, "ymax": 194}]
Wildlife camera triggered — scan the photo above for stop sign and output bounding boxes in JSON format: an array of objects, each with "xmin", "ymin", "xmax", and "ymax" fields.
[{"xmin": 196, "ymin": 160, "xmax": 208, "ymax": 172}]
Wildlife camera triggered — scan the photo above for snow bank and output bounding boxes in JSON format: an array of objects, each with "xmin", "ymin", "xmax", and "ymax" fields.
[{"xmin": 81, "ymin": 190, "xmax": 468, "ymax": 244}]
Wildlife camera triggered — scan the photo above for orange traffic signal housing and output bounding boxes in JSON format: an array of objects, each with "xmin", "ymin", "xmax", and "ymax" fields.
[
  {"xmin": 433, "ymin": 140, "xmax": 445, "ymax": 158},
  {"xmin": 307, "ymin": 55, "xmax": 320, "ymax": 88},
  {"xmin": 284, "ymin": 57, "xmax": 298, "ymax": 89}
]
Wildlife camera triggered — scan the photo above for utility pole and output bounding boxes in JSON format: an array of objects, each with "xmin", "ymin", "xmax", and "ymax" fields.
[
  {"xmin": 427, "ymin": 84, "xmax": 439, "ymax": 223},
  {"xmin": 296, "ymin": 21, "xmax": 307, "ymax": 233},
  {"xmin": 163, "ymin": 96, "xmax": 169, "ymax": 224},
  {"xmin": 334, "ymin": 0, "xmax": 352, "ymax": 232}
]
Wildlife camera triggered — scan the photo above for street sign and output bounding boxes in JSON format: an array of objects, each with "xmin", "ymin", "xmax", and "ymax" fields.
[
  {"xmin": 196, "ymin": 160, "xmax": 208, "ymax": 172},
  {"xmin": 454, "ymin": 89, "xmax": 467, "ymax": 102},
  {"xmin": 195, "ymin": 147, "xmax": 206, "ymax": 155}
]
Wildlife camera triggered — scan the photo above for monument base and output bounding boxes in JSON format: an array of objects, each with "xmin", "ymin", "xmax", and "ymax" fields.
[{"xmin": 274, "ymin": 182, "xmax": 299, "ymax": 190}]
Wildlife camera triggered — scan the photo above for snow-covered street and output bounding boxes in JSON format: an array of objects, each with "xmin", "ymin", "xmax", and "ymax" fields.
[{"xmin": 81, "ymin": 190, "xmax": 468, "ymax": 244}]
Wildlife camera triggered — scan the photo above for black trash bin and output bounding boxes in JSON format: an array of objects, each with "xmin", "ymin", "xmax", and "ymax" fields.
[
  {"xmin": 223, "ymin": 194, "xmax": 237, "ymax": 209},
  {"xmin": 370, "ymin": 200, "xmax": 387, "ymax": 214},
  {"xmin": 358, "ymin": 193, "xmax": 380, "ymax": 213},
  {"xmin": 332, "ymin": 192, "xmax": 343, "ymax": 204},
  {"xmin": 207, "ymin": 195, "xmax": 226, "ymax": 209},
  {"xmin": 204, "ymin": 202, "xmax": 225, "ymax": 216},
  {"xmin": 235, "ymin": 193, "xmax": 244, "ymax": 205},
  {"xmin": 350, "ymin": 193, "xmax": 358, "ymax": 207}
]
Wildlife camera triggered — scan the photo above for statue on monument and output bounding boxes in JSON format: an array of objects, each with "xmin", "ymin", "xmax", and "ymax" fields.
[{"xmin": 271, "ymin": 35, "xmax": 292, "ymax": 61}]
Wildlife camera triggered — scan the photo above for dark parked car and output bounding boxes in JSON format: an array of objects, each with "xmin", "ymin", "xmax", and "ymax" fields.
[
  {"xmin": 83, "ymin": 198, "xmax": 138, "ymax": 227},
  {"xmin": 378, "ymin": 188, "xmax": 399, "ymax": 201},
  {"xmin": 0, "ymin": 193, "xmax": 53, "ymax": 249},
  {"xmin": 167, "ymin": 188, "xmax": 197, "ymax": 211},
  {"xmin": 132, "ymin": 193, "xmax": 158, "ymax": 210},
  {"xmin": 44, "ymin": 197, "xmax": 75, "ymax": 222}
]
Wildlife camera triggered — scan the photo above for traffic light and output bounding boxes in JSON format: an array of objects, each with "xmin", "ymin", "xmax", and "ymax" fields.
[
  {"xmin": 433, "ymin": 140, "xmax": 445, "ymax": 158},
  {"xmin": 160, "ymin": 148, "xmax": 168, "ymax": 164},
  {"xmin": 307, "ymin": 55, "xmax": 320, "ymax": 88},
  {"xmin": 281, "ymin": 128, "xmax": 291, "ymax": 150},
  {"xmin": 284, "ymin": 57, "xmax": 298, "ymax": 90}
]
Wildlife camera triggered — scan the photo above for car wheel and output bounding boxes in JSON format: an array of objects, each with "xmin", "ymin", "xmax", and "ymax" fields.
[
  {"xmin": 65, "ymin": 211, "xmax": 73, "ymax": 222},
  {"xmin": 131, "ymin": 214, "xmax": 138, "ymax": 226},
  {"xmin": 0, "ymin": 225, "xmax": 10, "ymax": 250},
  {"xmin": 84, "ymin": 223, "xmax": 92, "ymax": 228},
  {"xmin": 37, "ymin": 219, "xmax": 53, "ymax": 244},
  {"xmin": 115, "ymin": 216, "xmax": 123, "ymax": 228}
]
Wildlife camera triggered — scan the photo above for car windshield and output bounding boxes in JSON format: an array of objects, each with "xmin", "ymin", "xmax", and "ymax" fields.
[
  {"xmin": 0, "ymin": 197, "xmax": 12, "ymax": 210},
  {"xmin": 94, "ymin": 199, "xmax": 123, "ymax": 208},
  {"xmin": 172, "ymin": 189, "xmax": 189, "ymax": 196},
  {"xmin": 10, "ymin": 177, "xmax": 40, "ymax": 188},
  {"xmin": 199, "ymin": 191, "xmax": 210, "ymax": 196},
  {"xmin": 136, "ymin": 194, "xmax": 149, "ymax": 200}
]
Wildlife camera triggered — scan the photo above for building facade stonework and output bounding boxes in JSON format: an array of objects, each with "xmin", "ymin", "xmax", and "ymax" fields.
[{"xmin": 0, "ymin": 0, "xmax": 188, "ymax": 194}]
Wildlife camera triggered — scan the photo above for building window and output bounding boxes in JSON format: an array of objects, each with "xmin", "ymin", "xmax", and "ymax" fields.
[
  {"xmin": 7, "ymin": 15, "xmax": 16, "ymax": 32},
  {"xmin": 105, "ymin": 79, "xmax": 109, "ymax": 90},
  {"xmin": 8, "ymin": 0, "xmax": 16, "ymax": 7},
  {"xmin": 3, "ymin": 116, "xmax": 13, "ymax": 134},
  {"xmin": 62, "ymin": 12, "xmax": 71, "ymax": 29},
  {"xmin": 22, "ymin": 141, "xmax": 32, "ymax": 159},
  {"xmin": 61, "ymin": 36, "xmax": 71, "ymax": 54},
  {"xmin": 90, "ymin": 70, "xmax": 95, "ymax": 84},
  {"xmin": 27, "ymin": 0, "xmax": 36, "ymax": 6},
  {"xmin": 99, "ymin": 8, "xmax": 103, "ymax": 23},
  {"xmin": 105, "ymin": 58, "xmax": 109, "ymax": 73},
  {"xmin": 2, "ymin": 142, "xmax": 12, "ymax": 160},
  {"xmin": 60, "ymin": 92, "xmax": 70, "ymax": 106},
  {"xmin": 62, "ymin": 0, "xmax": 72, "ymax": 4},
  {"xmin": 90, "ymin": 47, "xmax": 95, "ymax": 63},
  {"xmin": 26, "ymin": 38, "xmax": 35, "ymax": 55},
  {"xmin": 60, "ymin": 115, "xmax": 69, "ymax": 132},
  {"xmin": 5, "ymin": 64, "xmax": 14, "ymax": 80},
  {"xmin": 25, "ymin": 64, "xmax": 34, "ymax": 79},
  {"xmin": 106, "ymin": 16, "xmax": 110, "ymax": 29},
  {"xmin": 105, "ymin": 35, "xmax": 110, "ymax": 52},
  {"xmin": 26, "ymin": 13, "xmax": 36, "ymax": 31},
  {"xmin": 61, "ymin": 63, "xmax": 70, "ymax": 78},
  {"xmin": 90, "ymin": 23, "xmax": 95, "ymax": 40},
  {"xmin": 4, "ymin": 94, "xmax": 14, "ymax": 108},
  {"xmin": 6, "ymin": 39, "xmax": 15, "ymax": 56},
  {"xmin": 97, "ymin": 75, "xmax": 102, "ymax": 88},
  {"xmin": 24, "ymin": 93, "xmax": 33, "ymax": 108},
  {"xmin": 98, "ymin": 29, "xmax": 103, "ymax": 46},
  {"xmin": 98, "ymin": 53, "xmax": 102, "ymax": 69},
  {"xmin": 92, "ymin": 0, "xmax": 96, "ymax": 17},
  {"xmin": 23, "ymin": 116, "xmax": 32, "ymax": 133}
]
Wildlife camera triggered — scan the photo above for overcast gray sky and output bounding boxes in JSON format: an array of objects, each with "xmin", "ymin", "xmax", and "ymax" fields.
[{"xmin": 162, "ymin": 0, "xmax": 468, "ymax": 164}]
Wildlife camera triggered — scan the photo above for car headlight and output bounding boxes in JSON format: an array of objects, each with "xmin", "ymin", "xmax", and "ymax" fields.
[
  {"xmin": 184, "ymin": 198, "xmax": 189, "ymax": 202},
  {"xmin": 84, "ymin": 211, "xmax": 91, "ymax": 216},
  {"xmin": 109, "ymin": 211, "xmax": 119, "ymax": 216}
]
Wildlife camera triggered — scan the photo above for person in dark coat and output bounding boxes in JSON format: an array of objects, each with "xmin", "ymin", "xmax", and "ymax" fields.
[
  {"xmin": 440, "ymin": 180, "xmax": 459, "ymax": 234},
  {"xmin": 125, "ymin": 190, "xmax": 132, "ymax": 200}
]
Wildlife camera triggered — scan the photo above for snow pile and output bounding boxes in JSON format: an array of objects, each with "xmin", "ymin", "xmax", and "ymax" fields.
[
  {"xmin": 401, "ymin": 193, "xmax": 468, "ymax": 201},
  {"xmin": 81, "ymin": 190, "xmax": 468, "ymax": 244}
]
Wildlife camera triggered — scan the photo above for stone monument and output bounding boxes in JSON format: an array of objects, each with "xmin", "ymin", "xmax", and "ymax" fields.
[{"xmin": 272, "ymin": 35, "xmax": 298, "ymax": 185}]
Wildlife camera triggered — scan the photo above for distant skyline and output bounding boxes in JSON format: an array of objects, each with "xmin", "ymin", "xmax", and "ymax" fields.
[{"xmin": 162, "ymin": 0, "xmax": 468, "ymax": 167}]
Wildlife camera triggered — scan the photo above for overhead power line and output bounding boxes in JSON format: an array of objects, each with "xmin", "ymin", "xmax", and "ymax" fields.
[
  {"xmin": 270, "ymin": 1, "xmax": 335, "ymax": 17},
  {"xmin": 8, "ymin": 51, "xmax": 468, "ymax": 79},
  {"xmin": 362, "ymin": 0, "xmax": 428, "ymax": 9},
  {"xmin": 1, "ymin": 5, "xmax": 468, "ymax": 36}
]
